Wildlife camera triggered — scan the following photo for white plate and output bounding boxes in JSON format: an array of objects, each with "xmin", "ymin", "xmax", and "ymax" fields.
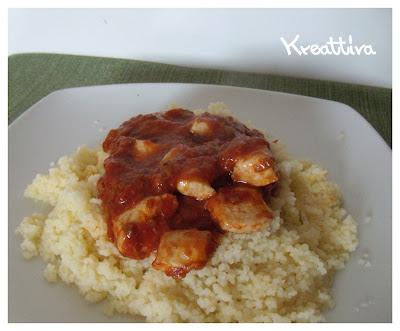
[{"xmin": 9, "ymin": 83, "xmax": 392, "ymax": 322}]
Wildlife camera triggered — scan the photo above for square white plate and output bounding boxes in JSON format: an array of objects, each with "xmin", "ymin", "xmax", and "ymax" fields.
[{"xmin": 9, "ymin": 83, "xmax": 392, "ymax": 322}]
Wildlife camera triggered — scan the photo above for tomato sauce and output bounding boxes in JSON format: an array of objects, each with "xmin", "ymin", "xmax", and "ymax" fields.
[{"xmin": 97, "ymin": 108, "xmax": 277, "ymax": 275}]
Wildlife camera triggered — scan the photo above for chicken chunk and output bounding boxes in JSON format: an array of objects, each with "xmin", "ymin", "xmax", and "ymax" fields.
[
  {"xmin": 133, "ymin": 139, "xmax": 160, "ymax": 158},
  {"xmin": 162, "ymin": 145, "xmax": 216, "ymax": 200},
  {"xmin": 190, "ymin": 118, "xmax": 212, "ymax": 136},
  {"xmin": 232, "ymin": 152, "xmax": 279, "ymax": 187},
  {"xmin": 205, "ymin": 185, "xmax": 273, "ymax": 233},
  {"xmin": 152, "ymin": 229, "xmax": 216, "ymax": 279},
  {"xmin": 113, "ymin": 194, "xmax": 178, "ymax": 259},
  {"xmin": 176, "ymin": 179, "xmax": 215, "ymax": 200}
]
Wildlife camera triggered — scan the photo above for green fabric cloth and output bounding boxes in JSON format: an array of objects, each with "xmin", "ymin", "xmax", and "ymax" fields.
[{"xmin": 9, "ymin": 53, "xmax": 391, "ymax": 146}]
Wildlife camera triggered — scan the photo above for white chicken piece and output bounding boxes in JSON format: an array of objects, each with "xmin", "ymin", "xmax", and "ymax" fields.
[
  {"xmin": 133, "ymin": 139, "xmax": 160, "ymax": 158},
  {"xmin": 176, "ymin": 179, "xmax": 215, "ymax": 201},
  {"xmin": 205, "ymin": 185, "xmax": 273, "ymax": 233},
  {"xmin": 232, "ymin": 151, "xmax": 279, "ymax": 187},
  {"xmin": 190, "ymin": 118, "xmax": 212, "ymax": 136},
  {"xmin": 162, "ymin": 145, "xmax": 216, "ymax": 200},
  {"xmin": 115, "ymin": 193, "xmax": 177, "ymax": 225},
  {"xmin": 113, "ymin": 193, "xmax": 178, "ymax": 259},
  {"xmin": 152, "ymin": 229, "xmax": 216, "ymax": 278}
]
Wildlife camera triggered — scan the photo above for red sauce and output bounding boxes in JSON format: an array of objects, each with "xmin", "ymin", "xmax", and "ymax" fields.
[
  {"xmin": 169, "ymin": 195, "xmax": 221, "ymax": 233},
  {"xmin": 97, "ymin": 108, "xmax": 278, "ymax": 276}
]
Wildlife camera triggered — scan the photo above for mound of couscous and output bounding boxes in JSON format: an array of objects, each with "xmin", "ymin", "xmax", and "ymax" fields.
[{"xmin": 16, "ymin": 106, "xmax": 358, "ymax": 322}]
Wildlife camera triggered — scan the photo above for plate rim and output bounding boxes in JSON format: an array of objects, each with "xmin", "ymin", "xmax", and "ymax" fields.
[{"xmin": 8, "ymin": 82, "xmax": 391, "ymax": 153}]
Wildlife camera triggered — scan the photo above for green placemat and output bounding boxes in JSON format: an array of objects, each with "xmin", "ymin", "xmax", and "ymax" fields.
[{"xmin": 9, "ymin": 53, "xmax": 392, "ymax": 146}]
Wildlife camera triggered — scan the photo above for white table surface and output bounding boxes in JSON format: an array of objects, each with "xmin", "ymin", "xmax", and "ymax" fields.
[{"xmin": 8, "ymin": 8, "xmax": 392, "ymax": 88}]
